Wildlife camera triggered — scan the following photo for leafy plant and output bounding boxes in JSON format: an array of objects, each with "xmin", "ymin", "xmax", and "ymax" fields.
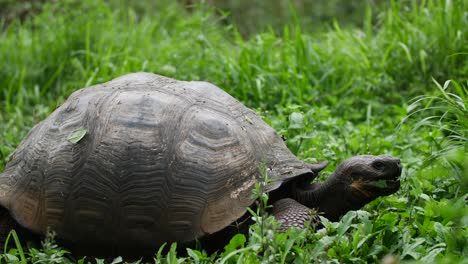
[{"xmin": 0, "ymin": 0, "xmax": 466, "ymax": 263}]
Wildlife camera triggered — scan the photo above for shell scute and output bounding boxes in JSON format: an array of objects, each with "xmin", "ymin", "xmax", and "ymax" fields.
[{"xmin": 0, "ymin": 73, "xmax": 312, "ymax": 249}]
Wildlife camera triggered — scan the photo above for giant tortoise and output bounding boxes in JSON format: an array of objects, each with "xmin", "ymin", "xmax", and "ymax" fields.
[{"xmin": 0, "ymin": 73, "xmax": 401, "ymax": 255}]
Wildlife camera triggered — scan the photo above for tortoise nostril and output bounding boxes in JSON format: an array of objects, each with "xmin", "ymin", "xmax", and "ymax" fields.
[{"xmin": 394, "ymin": 158, "xmax": 402, "ymax": 170}]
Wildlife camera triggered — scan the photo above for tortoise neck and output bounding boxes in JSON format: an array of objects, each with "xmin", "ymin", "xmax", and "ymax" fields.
[
  {"xmin": 313, "ymin": 173, "xmax": 341, "ymax": 202},
  {"xmin": 293, "ymin": 172, "xmax": 352, "ymax": 221},
  {"xmin": 316, "ymin": 174, "xmax": 351, "ymax": 221},
  {"xmin": 292, "ymin": 172, "xmax": 337, "ymax": 206}
]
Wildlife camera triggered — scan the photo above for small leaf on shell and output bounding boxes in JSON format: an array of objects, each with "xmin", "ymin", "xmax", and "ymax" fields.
[
  {"xmin": 67, "ymin": 128, "xmax": 87, "ymax": 144},
  {"xmin": 244, "ymin": 115, "xmax": 254, "ymax": 124}
]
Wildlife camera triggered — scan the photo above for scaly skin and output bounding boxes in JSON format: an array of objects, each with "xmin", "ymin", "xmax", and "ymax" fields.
[{"xmin": 273, "ymin": 155, "xmax": 402, "ymax": 229}]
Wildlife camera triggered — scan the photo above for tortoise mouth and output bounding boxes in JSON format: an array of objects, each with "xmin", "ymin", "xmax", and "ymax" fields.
[
  {"xmin": 350, "ymin": 173, "xmax": 401, "ymax": 198},
  {"xmin": 369, "ymin": 171, "xmax": 401, "ymax": 189},
  {"xmin": 350, "ymin": 180, "xmax": 400, "ymax": 199}
]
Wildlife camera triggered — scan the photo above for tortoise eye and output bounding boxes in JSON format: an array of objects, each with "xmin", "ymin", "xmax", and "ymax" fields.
[{"xmin": 372, "ymin": 161, "xmax": 386, "ymax": 171}]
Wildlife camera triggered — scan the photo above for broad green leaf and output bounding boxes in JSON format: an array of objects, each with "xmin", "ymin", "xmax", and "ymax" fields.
[
  {"xmin": 223, "ymin": 233, "xmax": 246, "ymax": 256},
  {"xmin": 289, "ymin": 112, "xmax": 304, "ymax": 129},
  {"xmin": 370, "ymin": 180, "xmax": 388, "ymax": 188},
  {"xmin": 4, "ymin": 254, "xmax": 19, "ymax": 262},
  {"xmin": 186, "ymin": 248, "xmax": 201, "ymax": 262},
  {"xmin": 110, "ymin": 256, "xmax": 123, "ymax": 264},
  {"xmin": 310, "ymin": 236, "xmax": 334, "ymax": 258},
  {"xmin": 337, "ymin": 212, "xmax": 355, "ymax": 237}
]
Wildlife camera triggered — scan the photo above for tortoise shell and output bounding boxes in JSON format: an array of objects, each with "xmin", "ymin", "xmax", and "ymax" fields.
[{"xmin": 0, "ymin": 73, "xmax": 313, "ymax": 249}]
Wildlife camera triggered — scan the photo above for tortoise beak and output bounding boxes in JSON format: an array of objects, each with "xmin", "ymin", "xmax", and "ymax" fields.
[{"xmin": 351, "ymin": 178, "xmax": 401, "ymax": 198}]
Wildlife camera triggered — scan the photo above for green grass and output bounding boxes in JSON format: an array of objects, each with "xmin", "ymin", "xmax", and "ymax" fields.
[{"xmin": 0, "ymin": 0, "xmax": 467, "ymax": 263}]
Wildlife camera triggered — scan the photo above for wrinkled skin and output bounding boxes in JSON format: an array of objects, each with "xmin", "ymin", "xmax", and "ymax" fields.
[{"xmin": 273, "ymin": 155, "xmax": 402, "ymax": 230}]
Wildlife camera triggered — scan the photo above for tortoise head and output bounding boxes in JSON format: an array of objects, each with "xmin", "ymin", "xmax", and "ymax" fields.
[
  {"xmin": 336, "ymin": 155, "xmax": 401, "ymax": 201},
  {"xmin": 292, "ymin": 155, "xmax": 402, "ymax": 221}
]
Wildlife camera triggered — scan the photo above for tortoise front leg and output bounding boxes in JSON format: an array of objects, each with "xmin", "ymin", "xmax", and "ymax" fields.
[{"xmin": 272, "ymin": 198, "xmax": 320, "ymax": 232}]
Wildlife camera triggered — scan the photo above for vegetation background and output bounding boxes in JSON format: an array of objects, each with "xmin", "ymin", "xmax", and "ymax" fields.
[{"xmin": 0, "ymin": 0, "xmax": 467, "ymax": 263}]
